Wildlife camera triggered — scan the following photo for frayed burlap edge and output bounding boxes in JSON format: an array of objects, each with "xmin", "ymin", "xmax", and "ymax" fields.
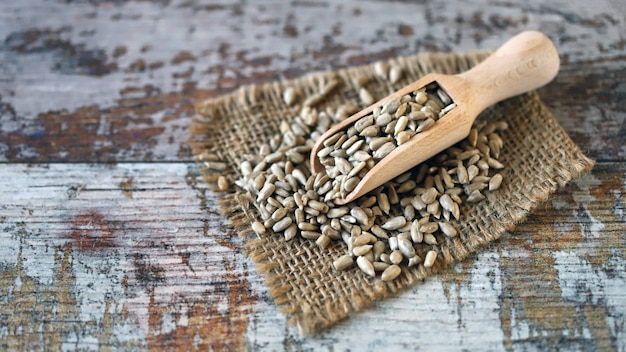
[{"xmin": 188, "ymin": 51, "xmax": 594, "ymax": 334}]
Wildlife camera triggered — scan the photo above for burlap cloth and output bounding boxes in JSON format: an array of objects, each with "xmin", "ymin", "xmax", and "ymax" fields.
[{"xmin": 188, "ymin": 51, "xmax": 594, "ymax": 334}]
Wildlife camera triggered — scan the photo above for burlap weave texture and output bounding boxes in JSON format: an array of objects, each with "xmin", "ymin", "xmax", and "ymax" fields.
[{"xmin": 189, "ymin": 51, "xmax": 594, "ymax": 334}]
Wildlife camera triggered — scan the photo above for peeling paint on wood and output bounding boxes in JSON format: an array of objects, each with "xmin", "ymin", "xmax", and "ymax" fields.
[{"xmin": 0, "ymin": 0, "xmax": 624, "ymax": 350}]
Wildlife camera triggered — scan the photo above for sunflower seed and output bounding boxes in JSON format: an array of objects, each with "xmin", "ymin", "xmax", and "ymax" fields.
[
  {"xmin": 327, "ymin": 207, "xmax": 350, "ymax": 218},
  {"xmin": 359, "ymin": 88, "xmax": 374, "ymax": 105},
  {"xmin": 467, "ymin": 190, "xmax": 485, "ymax": 202},
  {"xmin": 381, "ymin": 264, "xmax": 402, "ymax": 281},
  {"xmin": 374, "ymin": 261, "xmax": 391, "ymax": 272},
  {"xmin": 333, "ymin": 255, "xmax": 354, "ymax": 271},
  {"xmin": 257, "ymin": 183, "xmax": 275, "ymax": 202},
  {"xmin": 423, "ymin": 233, "xmax": 438, "ymax": 245},
  {"xmin": 271, "ymin": 207, "xmax": 288, "ymax": 221},
  {"xmin": 301, "ymin": 230, "xmax": 321, "ymax": 240},
  {"xmin": 272, "ymin": 216, "xmax": 293, "ymax": 232},
  {"xmin": 407, "ymin": 255, "xmax": 421, "ymax": 267},
  {"xmin": 415, "ymin": 91, "xmax": 428, "ymax": 104},
  {"xmin": 217, "ymin": 176, "xmax": 229, "ymax": 191},
  {"xmin": 374, "ymin": 61, "xmax": 389, "ymax": 79},
  {"xmin": 424, "ymin": 250, "xmax": 437, "ymax": 268},
  {"xmin": 353, "ymin": 244, "xmax": 373, "ymax": 256},
  {"xmin": 204, "ymin": 161, "xmax": 227, "ymax": 171},
  {"xmin": 357, "ymin": 256, "xmax": 376, "ymax": 277},
  {"xmin": 457, "ymin": 164, "xmax": 469, "ymax": 184},
  {"xmin": 397, "ymin": 237, "xmax": 416, "ymax": 258},
  {"xmin": 389, "ymin": 65, "xmax": 402, "ymax": 84},
  {"xmin": 382, "ymin": 216, "xmax": 406, "ymax": 230},
  {"xmin": 439, "ymin": 222, "xmax": 458, "ymax": 238},
  {"xmin": 390, "ymin": 250, "xmax": 403, "ymax": 265},
  {"xmin": 489, "ymin": 173, "xmax": 503, "ymax": 191},
  {"xmin": 370, "ymin": 225, "xmax": 389, "ymax": 239},
  {"xmin": 351, "ymin": 207, "xmax": 370, "ymax": 225},
  {"xmin": 251, "ymin": 221, "xmax": 266, "ymax": 235},
  {"xmin": 316, "ymin": 234, "xmax": 331, "ymax": 249},
  {"xmin": 421, "ymin": 187, "xmax": 438, "ymax": 204},
  {"xmin": 283, "ymin": 87, "xmax": 297, "ymax": 106},
  {"xmin": 284, "ymin": 223, "xmax": 298, "ymax": 241},
  {"xmin": 487, "ymin": 158, "xmax": 505, "ymax": 169}
]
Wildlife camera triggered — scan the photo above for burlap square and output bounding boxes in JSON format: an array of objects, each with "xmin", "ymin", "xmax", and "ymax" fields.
[{"xmin": 188, "ymin": 51, "xmax": 594, "ymax": 334}]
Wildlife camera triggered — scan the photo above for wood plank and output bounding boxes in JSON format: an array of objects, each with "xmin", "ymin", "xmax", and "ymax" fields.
[
  {"xmin": 0, "ymin": 162, "xmax": 623, "ymax": 350},
  {"xmin": 0, "ymin": 0, "xmax": 624, "ymax": 162}
]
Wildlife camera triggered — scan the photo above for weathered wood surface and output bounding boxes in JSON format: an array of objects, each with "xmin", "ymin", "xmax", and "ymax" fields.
[{"xmin": 0, "ymin": 0, "xmax": 624, "ymax": 351}]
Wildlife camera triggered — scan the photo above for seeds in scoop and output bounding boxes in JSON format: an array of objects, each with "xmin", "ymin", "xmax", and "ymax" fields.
[
  {"xmin": 415, "ymin": 91, "xmax": 428, "ymax": 104},
  {"xmin": 355, "ymin": 115, "xmax": 374, "ymax": 132},
  {"xmin": 343, "ymin": 177, "xmax": 360, "ymax": 192}
]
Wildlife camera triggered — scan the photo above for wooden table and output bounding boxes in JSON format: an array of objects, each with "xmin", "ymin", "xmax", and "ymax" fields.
[{"xmin": 1, "ymin": 1, "xmax": 624, "ymax": 350}]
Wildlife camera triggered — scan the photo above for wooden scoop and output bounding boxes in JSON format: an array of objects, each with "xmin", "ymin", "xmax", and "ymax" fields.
[{"xmin": 310, "ymin": 30, "xmax": 560, "ymax": 205}]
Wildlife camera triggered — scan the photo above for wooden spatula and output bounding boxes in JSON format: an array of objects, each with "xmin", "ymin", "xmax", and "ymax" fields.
[{"xmin": 310, "ymin": 30, "xmax": 560, "ymax": 205}]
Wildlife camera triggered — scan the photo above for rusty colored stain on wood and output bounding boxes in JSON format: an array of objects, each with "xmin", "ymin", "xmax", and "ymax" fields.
[
  {"xmin": 70, "ymin": 211, "xmax": 116, "ymax": 251},
  {"xmin": 120, "ymin": 176, "xmax": 134, "ymax": 198},
  {"xmin": 495, "ymin": 162, "xmax": 625, "ymax": 351},
  {"xmin": 0, "ymin": 243, "xmax": 80, "ymax": 350},
  {"xmin": 145, "ymin": 259, "xmax": 255, "ymax": 351}
]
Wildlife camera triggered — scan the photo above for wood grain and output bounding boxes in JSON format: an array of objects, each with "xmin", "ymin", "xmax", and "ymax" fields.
[{"xmin": 0, "ymin": 0, "xmax": 624, "ymax": 350}]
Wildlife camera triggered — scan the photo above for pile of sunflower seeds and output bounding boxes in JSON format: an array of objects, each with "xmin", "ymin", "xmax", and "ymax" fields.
[
  {"xmin": 316, "ymin": 82, "xmax": 456, "ymax": 200},
  {"xmin": 222, "ymin": 71, "xmax": 506, "ymax": 281}
]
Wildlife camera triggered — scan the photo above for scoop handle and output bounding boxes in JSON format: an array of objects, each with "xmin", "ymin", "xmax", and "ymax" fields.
[{"xmin": 458, "ymin": 31, "xmax": 560, "ymax": 115}]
